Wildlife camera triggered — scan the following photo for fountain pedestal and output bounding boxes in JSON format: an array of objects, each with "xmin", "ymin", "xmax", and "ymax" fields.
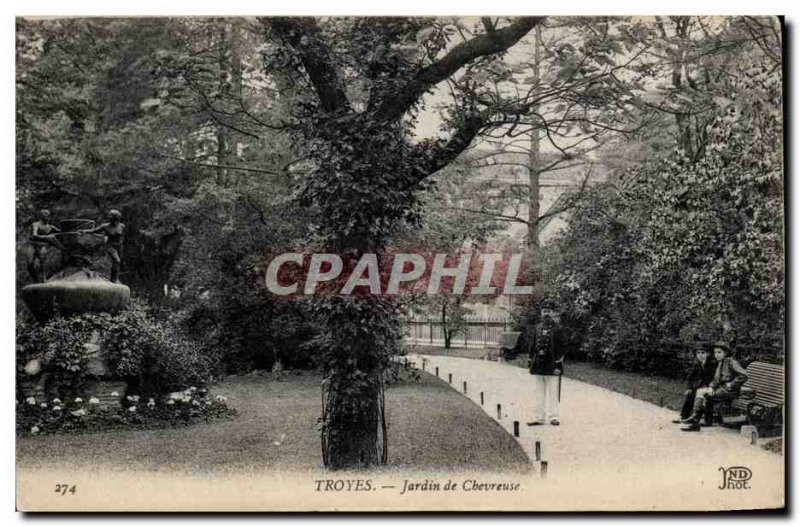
[{"xmin": 20, "ymin": 219, "xmax": 131, "ymax": 403}]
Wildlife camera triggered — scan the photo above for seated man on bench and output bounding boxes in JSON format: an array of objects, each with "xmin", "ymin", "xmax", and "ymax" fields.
[
  {"xmin": 682, "ymin": 341, "xmax": 748, "ymax": 432},
  {"xmin": 672, "ymin": 343, "xmax": 716, "ymax": 425}
]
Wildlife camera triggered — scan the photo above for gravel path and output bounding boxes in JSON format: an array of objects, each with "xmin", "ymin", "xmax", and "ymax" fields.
[{"xmin": 408, "ymin": 353, "xmax": 784, "ymax": 509}]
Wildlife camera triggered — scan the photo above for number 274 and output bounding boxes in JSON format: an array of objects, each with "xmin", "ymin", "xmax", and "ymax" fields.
[{"xmin": 54, "ymin": 484, "xmax": 76, "ymax": 495}]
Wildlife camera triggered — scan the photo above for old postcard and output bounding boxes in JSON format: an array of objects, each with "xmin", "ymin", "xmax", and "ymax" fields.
[{"xmin": 15, "ymin": 15, "xmax": 785, "ymax": 512}]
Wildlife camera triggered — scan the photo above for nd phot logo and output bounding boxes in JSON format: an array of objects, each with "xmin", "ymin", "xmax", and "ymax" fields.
[{"xmin": 718, "ymin": 466, "xmax": 752, "ymax": 490}]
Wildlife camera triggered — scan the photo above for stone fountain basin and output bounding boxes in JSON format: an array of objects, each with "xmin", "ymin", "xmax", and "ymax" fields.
[{"xmin": 22, "ymin": 274, "xmax": 130, "ymax": 321}]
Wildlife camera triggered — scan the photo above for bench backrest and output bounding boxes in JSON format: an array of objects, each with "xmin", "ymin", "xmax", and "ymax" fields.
[
  {"xmin": 498, "ymin": 331, "xmax": 521, "ymax": 350},
  {"xmin": 743, "ymin": 361, "xmax": 784, "ymax": 407}
]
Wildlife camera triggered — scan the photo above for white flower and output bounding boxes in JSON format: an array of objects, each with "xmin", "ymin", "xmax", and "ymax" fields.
[
  {"xmin": 110, "ymin": 391, "xmax": 119, "ymax": 397},
  {"xmin": 24, "ymin": 358, "xmax": 42, "ymax": 376},
  {"xmin": 74, "ymin": 397, "xmax": 83, "ymax": 404},
  {"xmin": 89, "ymin": 397, "xmax": 100, "ymax": 405},
  {"xmin": 128, "ymin": 406, "xmax": 137, "ymax": 413},
  {"xmin": 127, "ymin": 395, "xmax": 140, "ymax": 402},
  {"xmin": 189, "ymin": 386, "xmax": 197, "ymax": 393},
  {"xmin": 25, "ymin": 397, "xmax": 36, "ymax": 405},
  {"xmin": 166, "ymin": 399, "xmax": 175, "ymax": 405},
  {"xmin": 147, "ymin": 398, "xmax": 155, "ymax": 408},
  {"xmin": 71, "ymin": 409, "xmax": 86, "ymax": 417},
  {"xmin": 52, "ymin": 398, "xmax": 62, "ymax": 404},
  {"xmin": 40, "ymin": 403, "xmax": 48, "ymax": 409},
  {"xmin": 52, "ymin": 405, "xmax": 62, "ymax": 411},
  {"xmin": 214, "ymin": 395, "xmax": 228, "ymax": 403},
  {"xmin": 30, "ymin": 426, "xmax": 40, "ymax": 434},
  {"xmin": 191, "ymin": 400, "xmax": 200, "ymax": 407}
]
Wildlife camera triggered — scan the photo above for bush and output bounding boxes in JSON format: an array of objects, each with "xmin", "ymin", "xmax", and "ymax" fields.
[
  {"xmin": 16, "ymin": 300, "xmax": 219, "ymax": 398},
  {"xmin": 102, "ymin": 301, "xmax": 218, "ymax": 394},
  {"xmin": 16, "ymin": 312, "xmax": 110, "ymax": 397}
]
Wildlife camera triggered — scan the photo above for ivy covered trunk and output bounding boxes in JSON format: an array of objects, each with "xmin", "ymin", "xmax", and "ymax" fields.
[
  {"xmin": 304, "ymin": 118, "xmax": 417, "ymax": 469},
  {"xmin": 321, "ymin": 348, "xmax": 386, "ymax": 468},
  {"xmin": 315, "ymin": 290, "xmax": 401, "ymax": 469},
  {"xmin": 267, "ymin": 16, "xmax": 540, "ymax": 469}
]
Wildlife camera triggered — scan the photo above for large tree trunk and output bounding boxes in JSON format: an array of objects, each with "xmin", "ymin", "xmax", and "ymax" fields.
[
  {"xmin": 323, "ymin": 366, "xmax": 385, "ymax": 469},
  {"xmin": 266, "ymin": 16, "xmax": 541, "ymax": 472},
  {"xmin": 316, "ymin": 261, "xmax": 394, "ymax": 470}
]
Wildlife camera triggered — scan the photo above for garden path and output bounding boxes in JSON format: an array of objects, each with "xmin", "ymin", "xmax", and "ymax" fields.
[{"xmin": 406, "ymin": 353, "xmax": 784, "ymax": 509}]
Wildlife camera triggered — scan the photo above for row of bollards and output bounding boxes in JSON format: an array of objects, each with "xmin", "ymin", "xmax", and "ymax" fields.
[{"xmin": 424, "ymin": 356, "xmax": 549, "ymax": 479}]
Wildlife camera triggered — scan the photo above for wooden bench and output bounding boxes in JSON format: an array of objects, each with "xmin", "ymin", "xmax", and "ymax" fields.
[
  {"xmin": 487, "ymin": 331, "xmax": 521, "ymax": 360},
  {"xmin": 720, "ymin": 361, "xmax": 784, "ymax": 427}
]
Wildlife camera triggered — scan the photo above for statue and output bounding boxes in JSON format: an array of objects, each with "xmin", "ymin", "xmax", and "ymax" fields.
[
  {"xmin": 21, "ymin": 209, "xmax": 130, "ymax": 321},
  {"xmin": 80, "ymin": 209, "xmax": 125, "ymax": 283},
  {"xmin": 26, "ymin": 209, "xmax": 62, "ymax": 283}
]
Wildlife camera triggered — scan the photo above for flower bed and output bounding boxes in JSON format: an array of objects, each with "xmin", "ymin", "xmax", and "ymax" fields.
[{"xmin": 16, "ymin": 386, "xmax": 235, "ymax": 437}]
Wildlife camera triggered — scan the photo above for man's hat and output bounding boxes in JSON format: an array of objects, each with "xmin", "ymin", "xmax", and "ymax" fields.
[{"xmin": 712, "ymin": 341, "xmax": 730, "ymax": 353}]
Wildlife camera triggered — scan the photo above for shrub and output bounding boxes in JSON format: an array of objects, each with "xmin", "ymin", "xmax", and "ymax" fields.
[
  {"xmin": 16, "ymin": 300, "xmax": 219, "ymax": 398},
  {"xmin": 101, "ymin": 301, "xmax": 218, "ymax": 394},
  {"xmin": 16, "ymin": 312, "xmax": 110, "ymax": 397}
]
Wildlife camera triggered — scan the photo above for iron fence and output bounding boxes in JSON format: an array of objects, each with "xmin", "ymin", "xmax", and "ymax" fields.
[{"xmin": 404, "ymin": 316, "xmax": 513, "ymax": 348}]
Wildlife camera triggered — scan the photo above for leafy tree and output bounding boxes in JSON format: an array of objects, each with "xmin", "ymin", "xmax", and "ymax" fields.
[{"xmin": 545, "ymin": 17, "xmax": 783, "ymax": 370}]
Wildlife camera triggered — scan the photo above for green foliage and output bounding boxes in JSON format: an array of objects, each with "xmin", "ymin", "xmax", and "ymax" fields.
[
  {"xmin": 16, "ymin": 313, "xmax": 108, "ymax": 394},
  {"xmin": 102, "ymin": 301, "xmax": 219, "ymax": 394},
  {"xmin": 520, "ymin": 16, "xmax": 785, "ymax": 376},
  {"xmin": 544, "ymin": 91, "xmax": 783, "ymax": 373},
  {"xmin": 17, "ymin": 301, "xmax": 219, "ymax": 396}
]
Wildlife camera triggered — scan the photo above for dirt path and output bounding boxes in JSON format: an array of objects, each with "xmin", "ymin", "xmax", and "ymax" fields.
[{"xmin": 409, "ymin": 353, "xmax": 784, "ymax": 510}]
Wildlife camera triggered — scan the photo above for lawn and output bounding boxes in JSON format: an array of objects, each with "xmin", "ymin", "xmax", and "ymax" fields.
[{"xmin": 17, "ymin": 369, "xmax": 530, "ymax": 473}]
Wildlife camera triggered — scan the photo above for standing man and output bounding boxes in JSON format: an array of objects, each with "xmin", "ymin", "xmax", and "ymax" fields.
[
  {"xmin": 26, "ymin": 209, "xmax": 61, "ymax": 283},
  {"xmin": 82, "ymin": 209, "xmax": 125, "ymax": 283},
  {"xmin": 527, "ymin": 308, "xmax": 566, "ymax": 426}
]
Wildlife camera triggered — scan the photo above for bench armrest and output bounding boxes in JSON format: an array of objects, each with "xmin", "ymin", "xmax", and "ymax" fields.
[{"xmin": 738, "ymin": 387, "xmax": 756, "ymax": 400}]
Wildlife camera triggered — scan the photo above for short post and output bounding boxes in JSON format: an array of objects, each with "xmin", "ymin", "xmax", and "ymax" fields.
[
  {"xmin": 513, "ymin": 421, "xmax": 520, "ymax": 437},
  {"xmin": 435, "ymin": 366, "xmax": 439, "ymax": 377},
  {"xmin": 462, "ymin": 381, "xmax": 467, "ymax": 394},
  {"xmin": 421, "ymin": 360, "xmax": 425, "ymax": 372},
  {"xmin": 534, "ymin": 441, "xmax": 541, "ymax": 461},
  {"xmin": 741, "ymin": 425, "xmax": 759, "ymax": 445},
  {"xmin": 448, "ymin": 373, "xmax": 452, "ymax": 384},
  {"xmin": 496, "ymin": 404, "xmax": 502, "ymax": 420},
  {"xmin": 540, "ymin": 461, "xmax": 548, "ymax": 479},
  {"xmin": 480, "ymin": 392, "xmax": 484, "ymax": 405}
]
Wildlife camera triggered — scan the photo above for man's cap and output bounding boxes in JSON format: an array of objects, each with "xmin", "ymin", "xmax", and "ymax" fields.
[{"xmin": 712, "ymin": 341, "xmax": 730, "ymax": 353}]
